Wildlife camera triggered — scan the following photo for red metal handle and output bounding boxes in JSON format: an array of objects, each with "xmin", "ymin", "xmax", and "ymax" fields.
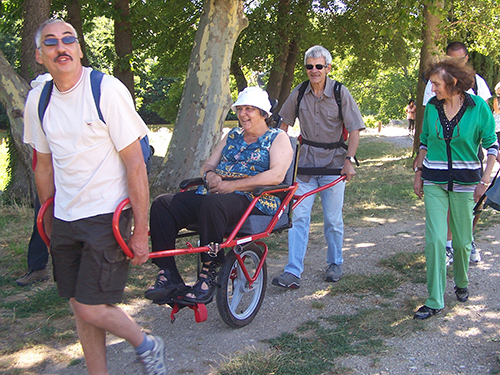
[
  {"xmin": 292, "ymin": 174, "xmax": 346, "ymax": 210},
  {"xmin": 37, "ymin": 197, "xmax": 54, "ymax": 247},
  {"xmin": 112, "ymin": 198, "xmax": 134, "ymax": 258}
]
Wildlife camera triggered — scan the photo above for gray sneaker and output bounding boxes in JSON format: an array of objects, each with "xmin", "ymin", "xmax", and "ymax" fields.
[
  {"xmin": 272, "ymin": 272, "xmax": 300, "ymax": 289},
  {"xmin": 137, "ymin": 335, "xmax": 167, "ymax": 375},
  {"xmin": 325, "ymin": 264, "xmax": 342, "ymax": 282},
  {"xmin": 16, "ymin": 269, "xmax": 49, "ymax": 286}
]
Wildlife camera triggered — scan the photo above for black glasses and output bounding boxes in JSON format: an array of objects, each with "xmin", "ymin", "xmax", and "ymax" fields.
[
  {"xmin": 305, "ymin": 64, "xmax": 328, "ymax": 70},
  {"xmin": 435, "ymin": 119, "xmax": 460, "ymax": 140},
  {"xmin": 42, "ymin": 35, "xmax": 78, "ymax": 47}
]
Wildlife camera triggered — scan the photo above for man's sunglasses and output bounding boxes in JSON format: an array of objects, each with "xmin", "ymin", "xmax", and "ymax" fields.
[
  {"xmin": 42, "ymin": 35, "xmax": 78, "ymax": 47},
  {"xmin": 305, "ymin": 64, "xmax": 328, "ymax": 70}
]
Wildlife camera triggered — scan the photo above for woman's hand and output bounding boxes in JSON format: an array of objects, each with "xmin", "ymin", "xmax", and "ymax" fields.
[
  {"xmin": 414, "ymin": 174, "xmax": 424, "ymax": 199},
  {"xmin": 205, "ymin": 172, "xmax": 236, "ymax": 195},
  {"xmin": 474, "ymin": 182, "xmax": 489, "ymax": 203},
  {"xmin": 209, "ymin": 179, "xmax": 235, "ymax": 195}
]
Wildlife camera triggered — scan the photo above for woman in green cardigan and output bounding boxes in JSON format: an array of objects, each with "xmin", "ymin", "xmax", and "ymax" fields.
[{"xmin": 413, "ymin": 57, "xmax": 498, "ymax": 320}]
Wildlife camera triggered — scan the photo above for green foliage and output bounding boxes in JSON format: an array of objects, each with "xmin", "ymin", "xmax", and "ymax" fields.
[
  {"xmin": 84, "ymin": 16, "xmax": 116, "ymax": 73},
  {"xmin": 363, "ymin": 115, "xmax": 379, "ymax": 128},
  {"xmin": 0, "ymin": 0, "xmax": 22, "ymax": 53},
  {"xmin": 470, "ymin": 51, "xmax": 500, "ymax": 95}
]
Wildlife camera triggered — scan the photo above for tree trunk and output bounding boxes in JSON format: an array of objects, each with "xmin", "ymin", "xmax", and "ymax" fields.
[
  {"xmin": 0, "ymin": 51, "xmax": 35, "ymax": 203},
  {"xmin": 277, "ymin": 38, "xmax": 299, "ymax": 112},
  {"xmin": 66, "ymin": 0, "xmax": 90, "ymax": 67},
  {"xmin": 8, "ymin": 0, "xmax": 51, "ymax": 204},
  {"xmin": 230, "ymin": 58, "xmax": 247, "ymax": 92},
  {"xmin": 113, "ymin": 0, "xmax": 135, "ymax": 99},
  {"xmin": 20, "ymin": 0, "xmax": 51, "ymax": 82},
  {"xmin": 154, "ymin": 0, "xmax": 248, "ymax": 193},
  {"xmin": 413, "ymin": 0, "xmax": 445, "ymax": 154},
  {"xmin": 266, "ymin": 0, "xmax": 291, "ymax": 101}
]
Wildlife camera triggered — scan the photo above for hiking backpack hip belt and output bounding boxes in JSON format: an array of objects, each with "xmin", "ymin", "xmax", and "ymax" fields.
[{"xmin": 299, "ymin": 135, "xmax": 348, "ymax": 150}]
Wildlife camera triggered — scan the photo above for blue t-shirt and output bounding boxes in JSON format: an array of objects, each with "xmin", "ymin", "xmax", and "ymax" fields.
[{"xmin": 196, "ymin": 126, "xmax": 283, "ymax": 215}]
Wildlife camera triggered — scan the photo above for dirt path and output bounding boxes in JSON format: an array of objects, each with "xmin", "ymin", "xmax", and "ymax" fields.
[{"xmin": 30, "ymin": 127, "xmax": 500, "ymax": 374}]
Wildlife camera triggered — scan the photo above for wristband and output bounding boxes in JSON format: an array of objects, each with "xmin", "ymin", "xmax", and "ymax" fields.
[{"xmin": 478, "ymin": 180, "xmax": 489, "ymax": 187}]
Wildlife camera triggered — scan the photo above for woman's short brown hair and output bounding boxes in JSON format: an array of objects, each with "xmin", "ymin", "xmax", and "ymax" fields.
[{"xmin": 425, "ymin": 57, "xmax": 475, "ymax": 96}]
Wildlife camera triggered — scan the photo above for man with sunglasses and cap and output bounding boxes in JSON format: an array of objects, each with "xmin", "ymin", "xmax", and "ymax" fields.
[
  {"xmin": 23, "ymin": 19, "xmax": 166, "ymax": 375},
  {"xmin": 272, "ymin": 45, "xmax": 365, "ymax": 289}
]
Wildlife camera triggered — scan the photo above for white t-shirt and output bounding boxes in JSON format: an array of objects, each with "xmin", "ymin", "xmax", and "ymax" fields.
[
  {"xmin": 423, "ymin": 74, "xmax": 491, "ymax": 105},
  {"xmin": 24, "ymin": 67, "xmax": 149, "ymax": 221}
]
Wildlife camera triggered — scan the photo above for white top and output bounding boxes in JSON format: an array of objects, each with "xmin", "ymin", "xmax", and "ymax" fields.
[
  {"xmin": 24, "ymin": 67, "xmax": 149, "ymax": 221},
  {"xmin": 423, "ymin": 73, "xmax": 491, "ymax": 105}
]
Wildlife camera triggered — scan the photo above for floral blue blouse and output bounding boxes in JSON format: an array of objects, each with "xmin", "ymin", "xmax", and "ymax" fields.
[{"xmin": 196, "ymin": 126, "xmax": 284, "ymax": 215}]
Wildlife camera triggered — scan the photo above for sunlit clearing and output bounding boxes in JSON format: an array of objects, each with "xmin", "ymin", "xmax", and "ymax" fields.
[
  {"xmin": 455, "ymin": 327, "xmax": 482, "ymax": 338},
  {"xmin": 354, "ymin": 242, "xmax": 376, "ymax": 248},
  {"xmin": 362, "ymin": 217, "xmax": 398, "ymax": 224}
]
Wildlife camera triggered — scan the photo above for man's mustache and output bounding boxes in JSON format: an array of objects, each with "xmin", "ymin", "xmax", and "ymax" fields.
[{"xmin": 54, "ymin": 53, "xmax": 73, "ymax": 62}]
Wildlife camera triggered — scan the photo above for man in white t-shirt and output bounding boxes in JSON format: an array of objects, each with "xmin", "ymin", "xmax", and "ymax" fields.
[
  {"xmin": 23, "ymin": 19, "xmax": 166, "ymax": 375},
  {"xmin": 423, "ymin": 42, "xmax": 491, "ymax": 105},
  {"xmin": 421, "ymin": 42, "xmax": 491, "ymax": 265}
]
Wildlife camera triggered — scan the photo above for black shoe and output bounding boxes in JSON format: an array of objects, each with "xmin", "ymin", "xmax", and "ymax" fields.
[
  {"xmin": 145, "ymin": 269, "xmax": 185, "ymax": 301},
  {"xmin": 454, "ymin": 286, "xmax": 469, "ymax": 302},
  {"xmin": 183, "ymin": 262, "xmax": 220, "ymax": 304},
  {"xmin": 413, "ymin": 305, "xmax": 442, "ymax": 320}
]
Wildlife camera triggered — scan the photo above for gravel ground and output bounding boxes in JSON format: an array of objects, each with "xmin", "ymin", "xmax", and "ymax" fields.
[{"xmin": 27, "ymin": 127, "xmax": 500, "ymax": 374}]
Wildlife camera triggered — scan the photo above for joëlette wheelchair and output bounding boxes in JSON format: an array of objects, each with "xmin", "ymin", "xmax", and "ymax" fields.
[{"xmin": 37, "ymin": 104, "xmax": 346, "ymax": 329}]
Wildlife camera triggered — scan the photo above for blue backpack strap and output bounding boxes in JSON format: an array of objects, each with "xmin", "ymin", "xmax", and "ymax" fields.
[
  {"xmin": 38, "ymin": 80, "xmax": 54, "ymax": 130},
  {"xmin": 90, "ymin": 69, "xmax": 152, "ymax": 173},
  {"xmin": 90, "ymin": 70, "xmax": 105, "ymax": 122}
]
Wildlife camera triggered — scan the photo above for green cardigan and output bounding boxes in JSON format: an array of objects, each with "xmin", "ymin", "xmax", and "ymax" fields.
[{"xmin": 420, "ymin": 93, "xmax": 498, "ymax": 186}]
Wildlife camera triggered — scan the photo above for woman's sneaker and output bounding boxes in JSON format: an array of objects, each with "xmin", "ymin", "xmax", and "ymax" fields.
[
  {"xmin": 454, "ymin": 286, "xmax": 469, "ymax": 302},
  {"xmin": 413, "ymin": 305, "xmax": 442, "ymax": 320},
  {"xmin": 470, "ymin": 241, "xmax": 481, "ymax": 263}
]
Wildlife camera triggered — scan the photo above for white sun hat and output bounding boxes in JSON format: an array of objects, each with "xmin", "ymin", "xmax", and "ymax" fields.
[
  {"xmin": 231, "ymin": 86, "xmax": 272, "ymax": 116},
  {"xmin": 495, "ymin": 81, "xmax": 500, "ymax": 91}
]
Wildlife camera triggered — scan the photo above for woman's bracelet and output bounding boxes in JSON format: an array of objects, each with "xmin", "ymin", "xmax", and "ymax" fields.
[{"xmin": 478, "ymin": 180, "xmax": 490, "ymax": 187}]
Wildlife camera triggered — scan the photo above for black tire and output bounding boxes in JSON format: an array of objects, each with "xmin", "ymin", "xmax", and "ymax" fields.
[{"xmin": 216, "ymin": 243, "xmax": 267, "ymax": 328}]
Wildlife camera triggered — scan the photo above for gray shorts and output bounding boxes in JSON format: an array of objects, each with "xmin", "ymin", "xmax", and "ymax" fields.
[{"xmin": 50, "ymin": 210, "xmax": 132, "ymax": 305}]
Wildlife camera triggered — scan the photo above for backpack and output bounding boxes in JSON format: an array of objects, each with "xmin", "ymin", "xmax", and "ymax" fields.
[
  {"xmin": 294, "ymin": 80, "xmax": 358, "ymax": 174},
  {"xmin": 296, "ymin": 79, "xmax": 348, "ymax": 142},
  {"xmin": 38, "ymin": 69, "xmax": 153, "ymax": 173}
]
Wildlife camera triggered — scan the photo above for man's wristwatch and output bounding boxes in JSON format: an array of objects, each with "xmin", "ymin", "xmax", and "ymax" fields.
[
  {"xmin": 345, "ymin": 156, "xmax": 356, "ymax": 164},
  {"xmin": 414, "ymin": 167, "xmax": 423, "ymax": 173}
]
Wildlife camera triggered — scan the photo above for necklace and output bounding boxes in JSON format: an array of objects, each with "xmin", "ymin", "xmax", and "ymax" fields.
[{"xmin": 443, "ymin": 95, "xmax": 464, "ymax": 120}]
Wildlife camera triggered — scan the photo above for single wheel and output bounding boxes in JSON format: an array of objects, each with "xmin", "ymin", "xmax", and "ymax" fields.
[{"xmin": 216, "ymin": 243, "xmax": 267, "ymax": 328}]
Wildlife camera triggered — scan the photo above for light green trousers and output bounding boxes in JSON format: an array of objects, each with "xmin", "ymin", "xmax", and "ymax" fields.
[{"xmin": 423, "ymin": 184, "xmax": 474, "ymax": 309}]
